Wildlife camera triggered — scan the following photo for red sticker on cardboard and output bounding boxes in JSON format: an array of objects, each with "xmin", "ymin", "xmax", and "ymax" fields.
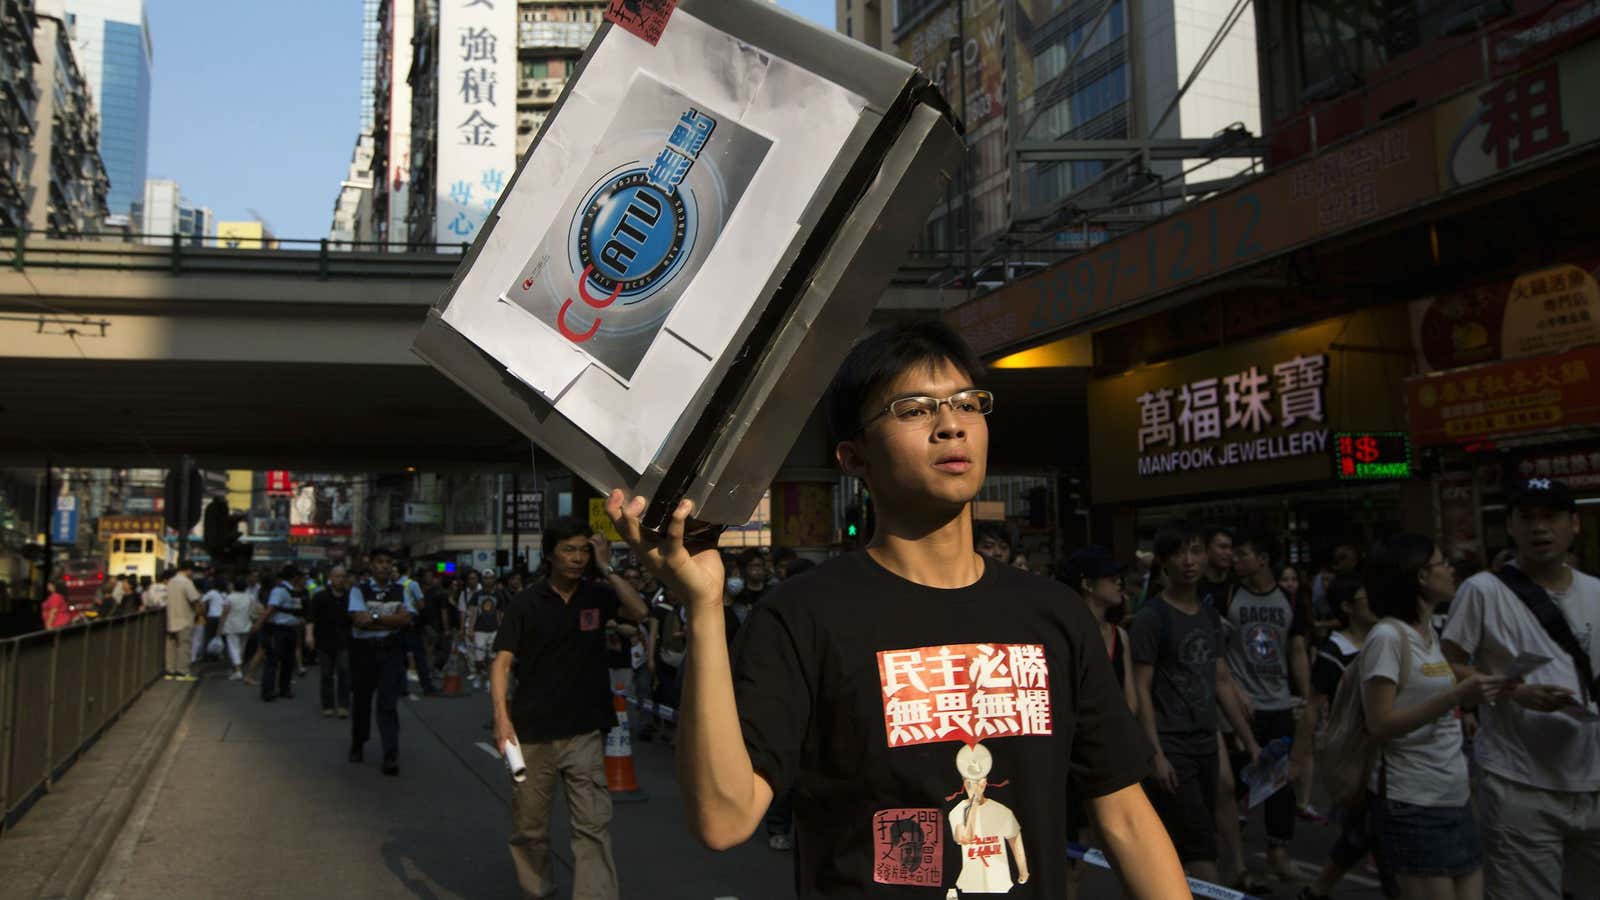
[
  {"xmin": 604, "ymin": 0, "xmax": 678, "ymax": 45},
  {"xmin": 580, "ymin": 608, "xmax": 601, "ymax": 631},
  {"xmin": 873, "ymin": 808, "xmax": 944, "ymax": 887}
]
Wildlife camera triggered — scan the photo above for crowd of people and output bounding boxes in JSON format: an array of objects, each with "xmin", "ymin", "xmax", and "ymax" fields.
[{"xmin": 989, "ymin": 473, "xmax": 1595, "ymax": 900}]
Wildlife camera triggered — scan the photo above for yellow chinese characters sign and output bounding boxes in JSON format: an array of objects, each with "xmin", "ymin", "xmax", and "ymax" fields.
[{"xmin": 1406, "ymin": 344, "xmax": 1600, "ymax": 447}]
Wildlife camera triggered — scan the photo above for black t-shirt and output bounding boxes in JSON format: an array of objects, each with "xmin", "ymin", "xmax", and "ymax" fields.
[
  {"xmin": 734, "ymin": 552, "xmax": 1147, "ymax": 898},
  {"xmin": 493, "ymin": 578, "xmax": 621, "ymax": 742},
  {"xmin": 1128, "ymin": 595, "xmax": 1223, "ymax": 754},
  {"xmin": 1310, "ymin": 630, "xmax": 1361, "ymax": 700},
  {"xmin": 309, "ymin": 588, "xmax": 351, "ymax": 650},
  {"xmin": 1197, "ymin": 574, "xmax": 1233, "ymax": 617},
  {"xmin": 422, "ymin": 586, "xmax": 450, "ymax": 631}
]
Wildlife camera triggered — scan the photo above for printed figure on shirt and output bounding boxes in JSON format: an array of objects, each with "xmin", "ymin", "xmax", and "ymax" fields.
[{"xmin": 947, "ymin": 743, "xmax": 1027, "ymax": 894}]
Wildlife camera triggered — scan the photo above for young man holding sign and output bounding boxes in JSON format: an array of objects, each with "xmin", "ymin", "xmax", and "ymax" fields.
[{"xmin": 607, "ymin": 321, "xmax": 1188, "ymax": 897}]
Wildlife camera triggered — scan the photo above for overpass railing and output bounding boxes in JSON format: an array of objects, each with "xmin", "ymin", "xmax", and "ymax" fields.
[
  {"xmin": 0, "ymin": 230, "xmax": 470, "ymax": 281},
  {"xmin": 0, "ymin": 610, "xmax": 165, "ymax": 834},
  {"xmin": 0, "ymin": 230, "xmax": 973, "ymax": 288}
]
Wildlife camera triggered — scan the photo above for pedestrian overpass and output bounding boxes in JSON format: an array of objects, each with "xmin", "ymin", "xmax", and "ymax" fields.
[{"xmin": 0, "ymin": 237, "xmax": 961, "ymax": 470}]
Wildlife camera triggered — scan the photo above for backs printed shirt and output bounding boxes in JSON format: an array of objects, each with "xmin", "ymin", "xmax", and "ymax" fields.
[{"xmin": 733, "ymin": 552, "xmax": 1149, "ymax": 898}]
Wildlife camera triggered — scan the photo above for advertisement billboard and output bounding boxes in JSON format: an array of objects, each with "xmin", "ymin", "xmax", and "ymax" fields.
[{"xmin": 435, "ymin": 0, "xmax": 517, "ymax": 245}]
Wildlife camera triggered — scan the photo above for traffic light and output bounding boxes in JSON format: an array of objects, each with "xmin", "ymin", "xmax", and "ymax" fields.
[
  {"xmin": 843, "ymin": 504, "xmax": 863, "ymax": 546},
  {"xmin": 163, "ymin": 467, "xmax": 204, "ymax": 533}
]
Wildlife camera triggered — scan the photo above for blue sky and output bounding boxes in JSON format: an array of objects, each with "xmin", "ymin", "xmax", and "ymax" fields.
[{"xmin": 145, "ymin": 0, "xmax": 836, "ymax": 241}]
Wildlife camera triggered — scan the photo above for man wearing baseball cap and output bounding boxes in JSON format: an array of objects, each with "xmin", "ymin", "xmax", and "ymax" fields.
[{"xmin": 1443, "ymin": 477, "xmax": 1600, "ymax": 900}]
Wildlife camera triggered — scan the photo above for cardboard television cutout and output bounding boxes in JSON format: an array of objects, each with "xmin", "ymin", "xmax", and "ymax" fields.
[{"xmin": 413, "ymin": 0, "xmax": 964, "ymax": 533}]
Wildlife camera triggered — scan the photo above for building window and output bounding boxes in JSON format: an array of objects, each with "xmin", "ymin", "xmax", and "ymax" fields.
[
  {"xmin": 847, "ymin": 18, "xmax": 853, "ymax": 37},
  {"xmin": 522, "ymin": 60, "xmax": 550, "ymax": 81}
]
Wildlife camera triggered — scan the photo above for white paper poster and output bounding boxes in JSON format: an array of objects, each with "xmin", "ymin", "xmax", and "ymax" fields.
[
  {"xmin": 501, "ymin": 72, "xmax": 772, "ymax": 382},
  {"xmin": 436, "ymin": 0, "xmax": 516, "ymax": 246}
]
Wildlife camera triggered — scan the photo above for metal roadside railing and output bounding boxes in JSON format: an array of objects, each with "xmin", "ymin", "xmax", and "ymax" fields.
[{"xmin": 0, "ymin": 609, "xmax": 165, "ymax": 836}]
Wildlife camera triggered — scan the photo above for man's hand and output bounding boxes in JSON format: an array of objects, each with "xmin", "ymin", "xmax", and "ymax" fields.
[
  {"xmin": 589, "ymin": 532, "xmax": 612, "ymax": 572},
  {"xmin": 606, "ymin": 491, "xmax": 724, "ymax": 615},
  {"xmin": 1152, "ymin": 753, "xmax": 1179, "ymax": 794},
  {"xmin": 1511, "ymin": 682, "xmax": 1574, "ymax": 712},
  {"xmin": 494, "ymin": 715, "xmax": 518, "ymax": 753},
  {"xmin": 305, "ymin": 636, "xmax": 315, "ymax": 654}
]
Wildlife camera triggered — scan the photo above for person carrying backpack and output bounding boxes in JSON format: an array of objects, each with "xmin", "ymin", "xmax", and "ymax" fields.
[
  {"xmin": 1299, "ymin": 575, "xmax": 1378, "ymax": 900},
  {"xmin": 1359, "ymin": 534, "xmax": 1506, "ymax": 900},
  {"xmin": 1442, "ymin": 478, "xmax": 1600, "ymax": 900}
]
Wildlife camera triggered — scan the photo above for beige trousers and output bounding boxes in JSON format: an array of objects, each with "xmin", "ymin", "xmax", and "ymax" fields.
[
  {"xmin": 509, "ymin": 730, "xmax": 618, "ymax": 900},
  {"xmin": 164, "ymin": 627, "xmax": 192, "ymax": 675},
  {"xmin": 1480, "ymin": 770, "xmax": 1600, "ymax": 900}
]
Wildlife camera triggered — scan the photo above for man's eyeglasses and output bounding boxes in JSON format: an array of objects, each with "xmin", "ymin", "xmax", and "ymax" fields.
[{"xmin": 858, "ymin": 389, "xmax": 995, "ymax": 433}]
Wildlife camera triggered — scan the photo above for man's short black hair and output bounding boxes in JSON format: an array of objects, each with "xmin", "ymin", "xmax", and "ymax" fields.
[
  {"xmin": 824, "ymin": 320, "xmax": 987, "ymax": 445},
  {"xmin": 370, "ymin": 547, "xmax": 394, "ymax": 560},
  {"xmin": 1154, "ymin": 521, "xmax": 1205, "ymax": 564},
  {"xmin": 1234, "ymin": 528, "xmax": 1275, "ymax": 563},
  {"xmin": 542, "ymin": 517, "xmax": 594, "ymax": 560},
  {"xmin": 1202, "ymin": 525, "xmax": 1234, "ymax": 546},
  {"xmin": 974, "ymin": 522, "xmax": 1008, "ymax": 547},
  {"xmin": 738, "ymin": 548, "xmax": 764, "ymax": 568}
]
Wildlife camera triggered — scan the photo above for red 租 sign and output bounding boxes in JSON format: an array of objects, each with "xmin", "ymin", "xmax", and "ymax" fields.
[{"xmin": 605, "ymin": 0, "xmax": 677, "ymax": 46}]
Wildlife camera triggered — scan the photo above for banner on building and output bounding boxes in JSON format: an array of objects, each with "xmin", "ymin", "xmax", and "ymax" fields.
[
  {"xmin": 1407, "ymin": 343, "xmax": 1600, "ymax": 447},
  {"xmin": 436, "ymin": 0, "xmax": 516, "ymax": 246},
  {"xmin": 1411, "ymin": 258, "xmax": 1600, "ymax": 373},
  {"xmin": 289, "ymin": 478, "xmax": 354, "ymax": 538}
]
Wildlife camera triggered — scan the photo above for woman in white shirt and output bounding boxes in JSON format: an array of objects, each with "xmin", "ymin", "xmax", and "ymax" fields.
[
  {"xmin": 1360, "ymin": 534, "xmax": 1506, "ymax": 900},
  {"xmin": 219, "ymin": 577, "xmax": 256, "ymax": 681}
]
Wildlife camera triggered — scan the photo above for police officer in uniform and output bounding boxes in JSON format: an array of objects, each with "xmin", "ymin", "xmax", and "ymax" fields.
[
  {"xmin": 259, "ymin": 565, "xmax": 307, "ymax": 702},
  {"xmin": 348, "ymin": 548, "xmax": 416, "ymax": 775}
]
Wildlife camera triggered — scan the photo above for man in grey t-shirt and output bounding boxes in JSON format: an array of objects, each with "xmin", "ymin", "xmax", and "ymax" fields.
[{"xmin": 1224, "ymin": 530, "xmax": 1313, "ymax": 882}]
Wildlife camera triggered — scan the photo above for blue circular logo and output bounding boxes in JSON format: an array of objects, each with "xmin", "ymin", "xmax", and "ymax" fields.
[{"xmin": 574, "ymin": 170, "xmax": 694, "ymax": 303}]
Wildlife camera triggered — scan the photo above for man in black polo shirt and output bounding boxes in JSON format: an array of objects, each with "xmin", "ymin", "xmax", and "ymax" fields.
[{"xmin": 491, "ymin": 518, "xmax": 648, "ymax": 900}]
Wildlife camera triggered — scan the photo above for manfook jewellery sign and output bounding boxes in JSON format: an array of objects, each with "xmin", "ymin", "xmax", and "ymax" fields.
[
  {"xmin": 1134, "ymin": 354, "xmax": 1329, "ymax": 475},
  {"xmin": 1087, "ymin": 311, "xmax": 1411, "ymax": 504}
]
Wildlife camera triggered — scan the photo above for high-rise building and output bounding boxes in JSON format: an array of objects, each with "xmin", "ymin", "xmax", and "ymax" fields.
[
  {"xmin": 135, "ymin": 178, "xmax": 209, "ymax": 245},
  {"xmin": 28, "ymin": 0, "xmax": 107, "ymax": 235},
  {"xmin": 836, "ymin": 0, "xmax": 890, "ymax": 49},
  {"xmin": 514, "ymin": 1, "xmax": 603, "ymax": 156},
  {"xmin": 372, "ymin": 0, "xmax": 413, "ymax": 251},
  {"xmin": 850, "ymin": 1, "xmax": 1260, "ymax": 265},
  {"xmin": 0, "ymin": 0, "xmax": 39, "ymax": 232},
  {"xmin": 329, "ymin": 132, "xmax": 375, "ymax": 249},
  {"xmin": 63, "ymin": 0, "xmax": 151, "ymax": 223},
  {"xmin": 360, "ymin": 0, "xmax": 380, "ymax": 132}
]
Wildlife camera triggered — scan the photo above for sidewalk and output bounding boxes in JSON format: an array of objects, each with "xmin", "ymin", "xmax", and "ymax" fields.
[
  {"xmin": 0, "ymin": 678, "xmax": 194, "ymax": 900},
  {"xmin": 76, "ymin": 669, "xmax": 800, "ymax": 900}
]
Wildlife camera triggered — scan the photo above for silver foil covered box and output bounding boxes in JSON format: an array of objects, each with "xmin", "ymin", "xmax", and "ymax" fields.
[{"xmin": 412, "ymin": 0, "xmax": 964, "ymax": 532}]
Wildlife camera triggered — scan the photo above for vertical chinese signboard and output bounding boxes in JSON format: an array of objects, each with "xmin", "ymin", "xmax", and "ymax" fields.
[
  {"xmin": 387, "ymin": 0, "xmax": 414, "ymax": 245},
  {"xmin": 436, "ymin": 0, "xmax": 516, "ymax": 246},
  {"xmin": 1087, "ymin": 310, "xmax": 1412, "ymax": 504}
]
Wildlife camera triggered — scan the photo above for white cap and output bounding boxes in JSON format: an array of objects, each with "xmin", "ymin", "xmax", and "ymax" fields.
[{"xmin": 955, "ymin": 743, "xmax": 992, "ymax": 780}]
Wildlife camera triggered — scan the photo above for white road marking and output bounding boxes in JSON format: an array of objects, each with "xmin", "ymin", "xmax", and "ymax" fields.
[{"xmin": 475, "ymin": 741, "xmax": 501, "ymax": 760}]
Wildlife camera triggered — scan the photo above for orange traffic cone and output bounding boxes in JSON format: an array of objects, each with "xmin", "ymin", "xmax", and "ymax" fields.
[{"xmin": 605, "ymin": 682, "xmax": 647, "ymax": 803}]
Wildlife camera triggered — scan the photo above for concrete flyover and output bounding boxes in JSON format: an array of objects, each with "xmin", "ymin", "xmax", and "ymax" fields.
[{"xmin": 0, "ymin": 237, "xmax": 961, "ymax": 470}]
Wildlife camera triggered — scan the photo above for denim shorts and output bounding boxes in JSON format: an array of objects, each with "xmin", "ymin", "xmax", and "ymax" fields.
[{"xmin": 1370, "ymin": 794, "xmax": 1483, "ymax": 879}]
